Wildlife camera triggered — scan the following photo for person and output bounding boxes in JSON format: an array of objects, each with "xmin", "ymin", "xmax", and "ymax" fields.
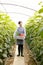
[{"xmin": 14, "ymin": 21, "xmax": 26, "ymax": 57}]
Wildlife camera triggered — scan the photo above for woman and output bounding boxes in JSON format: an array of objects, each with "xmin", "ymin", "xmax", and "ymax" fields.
[{"xmin": 14, "ymin": 21, "xmax": 26, "ymax": 57}]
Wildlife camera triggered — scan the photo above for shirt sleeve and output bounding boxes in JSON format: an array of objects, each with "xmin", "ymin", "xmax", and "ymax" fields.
[{"xmin": 24, "ymin": 28, "xmax": 26, "ymax": 37}]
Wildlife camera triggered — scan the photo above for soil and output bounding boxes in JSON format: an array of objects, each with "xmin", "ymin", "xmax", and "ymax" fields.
[
  {"xmin": 5, "ymin": 44, "xmax": 16, "ymax": 65},
  {"xmin": 4, "ymin": 43, "xmax": 38, "ymax": 65},
  {"xmin": 24, "ymin": 43, "xmax": 37, "ymax": 65}
]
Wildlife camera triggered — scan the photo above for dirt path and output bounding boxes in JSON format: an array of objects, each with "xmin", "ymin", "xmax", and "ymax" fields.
[
  {"xmin": 13, "ymin": 45, "xmax": 25, "ymax": 65},
  {"xmin": 24, "ymin": 43, "xmax": 37, "ymax": 65}
]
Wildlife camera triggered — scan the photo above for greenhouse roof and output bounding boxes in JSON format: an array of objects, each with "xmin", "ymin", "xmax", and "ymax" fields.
[{"xmin": 0, "ymin": 0, "xmax": 43, "ymax": 25}]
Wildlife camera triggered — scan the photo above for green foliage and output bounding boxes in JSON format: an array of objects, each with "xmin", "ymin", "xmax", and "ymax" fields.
[
  {"xmin": 25, "ymin": 5, "xmax": 43, "ymax": 65},
  {"xmin": 39, "ymin": 7, "xmax": 43, "ymax": 13},
  {"xmin": 0, "ymin": 13, "xmax": 16, "ymax": 65}
]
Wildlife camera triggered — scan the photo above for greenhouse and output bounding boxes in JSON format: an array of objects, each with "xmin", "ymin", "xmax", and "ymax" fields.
[{"xmin": 0, "ymin": 0, "xmax": 43, "ymax": 65}]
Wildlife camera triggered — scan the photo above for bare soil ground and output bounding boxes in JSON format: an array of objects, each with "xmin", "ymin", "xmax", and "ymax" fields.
[
  {"xmin": 24, "ymin": 43, "xmax": 37, "ymax": 65},
  {"xmin": 5, "ymin": 43, "xmax": 38, "ymax": 65},
  {"xmin": 5, "ymin": 44, "xmax": 16, "ymax": 65}
]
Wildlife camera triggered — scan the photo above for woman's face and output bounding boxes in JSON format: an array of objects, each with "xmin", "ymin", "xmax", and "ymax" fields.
[{"xmin": 19, "ymin": 22, "xmax": 22, "ymax": 27}]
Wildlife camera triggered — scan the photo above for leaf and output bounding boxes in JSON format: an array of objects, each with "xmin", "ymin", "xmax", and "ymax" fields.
[
  {"xmin": 2, "ymin": 53, "xmax": 7, "ymax": 58},
  {"xmin": 0, "ymin": 49, "xmax": 2, "ymax": 52},
  {"xmin": 39, "ymin": 7, "xmax": 43, "ymax": 13}
]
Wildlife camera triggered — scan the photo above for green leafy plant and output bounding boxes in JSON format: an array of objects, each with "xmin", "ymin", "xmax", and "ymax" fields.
[
  {"xmin": 25, "ymin": 4, "xmax": 43, "ymax": 65},
  {"xmin": 0, "ymin": 13, "xmax": 16, "ymax": 65}
]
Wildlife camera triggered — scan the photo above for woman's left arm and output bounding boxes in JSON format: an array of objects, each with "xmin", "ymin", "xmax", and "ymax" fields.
[{"xmin": 24, "ymin": 28, "xmax": 26, "ymax": 37}]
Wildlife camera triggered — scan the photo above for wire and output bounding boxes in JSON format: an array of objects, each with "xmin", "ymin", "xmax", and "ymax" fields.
[
  {"xmin": 0, "ymin": 11, "xmax": 31, "ymax": 17},
  {"xmin": 0, "ymin": 1, "xmax": 7, "ymax": 13},
  {"xmin": 0, "ymin": 4, "xmax": 31, "ymax": 17},
  {"xmin": 0, "ymin": 1, "xmax": 31, "ymax": 17},
  {"xmin": 1, "ymin": 5, "xmax": 7, "ymax": 13},
  {"xmin": 0, "ymin": 2, "xmax": 37, "ymax": 11},
  {"xmin": 0, "ymin": 2, "xmax": 33, "ymax": 17}
]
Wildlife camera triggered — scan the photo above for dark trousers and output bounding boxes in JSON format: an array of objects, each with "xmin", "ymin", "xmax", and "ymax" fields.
[{"xmin": 18, "ymin": 44, "xmax": 23, "ymax": 55}]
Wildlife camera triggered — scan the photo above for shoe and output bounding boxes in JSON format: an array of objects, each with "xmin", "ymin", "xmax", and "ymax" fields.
[
  {"xmin": 21, "ymin": 55, "xmax": 24, "ymax": 57},
  {"xmin": 17, "ymin": 54, "xmax": 20, "ymax": 56}
]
